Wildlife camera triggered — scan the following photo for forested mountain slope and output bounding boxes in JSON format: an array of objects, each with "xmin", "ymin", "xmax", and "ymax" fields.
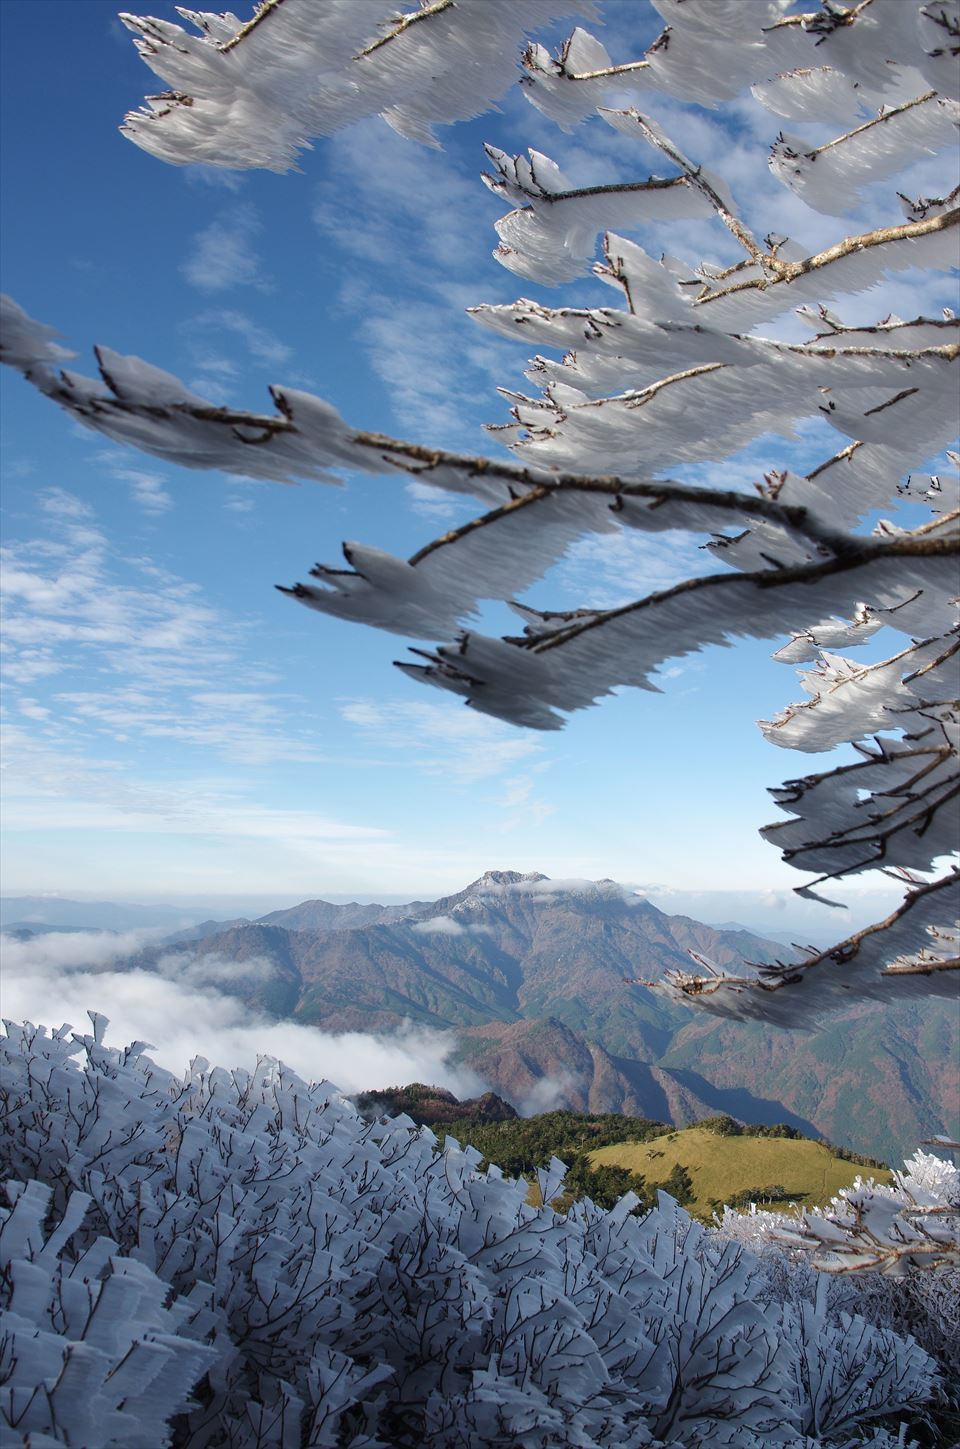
[{"xmin": 134, "ymin": 872, "xmax": 958, "ymax": 1161}]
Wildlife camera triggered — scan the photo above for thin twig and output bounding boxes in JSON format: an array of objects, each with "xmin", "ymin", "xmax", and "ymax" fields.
[
  {"xmin": 695, "ymin": 209, "xmax": 959, "ymax": 308},
  {"xmin": 496, "ymin": 173, "xmax": 700, "ymax": 205},
  {"xmin": 606, "ymin": 108, "xmax": 778, "ymax": 270},
  {"xmin": 354, "ymin": 0, "xmax": 455, "ymax": 60},
  {"xmin": 221, "ymin": 0, "xmax": 286, "ymax": 53},
  {"xmin": 813, "ymin": 91, "xmax": 938, "ymax": 156},
  {"xmin": 638, "ymin": 869, "xmax": 959, "ymax": 1000},
  {"xmin": 529, "ymin": 532, "xmax": 959, "ymax": 655}
]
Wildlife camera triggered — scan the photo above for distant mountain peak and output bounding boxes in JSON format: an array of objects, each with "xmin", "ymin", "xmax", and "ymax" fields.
[{"xmin": 472, "ymin": 870, "xmax": 549, "ymax": 890}]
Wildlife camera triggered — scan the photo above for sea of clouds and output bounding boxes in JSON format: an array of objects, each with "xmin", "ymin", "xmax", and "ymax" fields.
[{"xmin": 1, "ymin": 929, "xmax": 485, "ymax": 1097}]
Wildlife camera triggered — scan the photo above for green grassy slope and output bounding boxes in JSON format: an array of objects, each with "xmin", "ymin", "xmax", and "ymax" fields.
[{"xmin": 590, "ymin": 1126, "xmax": 893, "ymax": 1217}]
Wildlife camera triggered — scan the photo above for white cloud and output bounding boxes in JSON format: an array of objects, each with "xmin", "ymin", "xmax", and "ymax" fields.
[
  {"xmin": 412, "ymin": 915, "xmax": 466, "ymax": 936},
  {"xmin": 483, "ymin": 876, "xmax": 633, "ymax": 902},
  {"xmin": 411, "ymin": 916, "xmax": 492, "ymax": 937},
  {"xmin": 182, "ymin": 310, "xmax": 293, "ymax": 407},
  {"xmin": 17, "ymin": 698, "xmax": 51, "ymax": 722},
  {"xmin": 519, "ymin": 1072, "xmax": 579, "ymax": 1116},
  {"xmin": 404, "ymin": 478, "xmax": 474, "ymax": 523},
  {"xmin": 109, "ymin": 466, "xmax": 173, "ymax": 515},
  {"xmin": 225, "ymin": 493, "xmax": 256, "ymax": 514},
  {"xmin": 183, "ymin": 164, "xmax": 245, "ymax": 194},
  {"xmin": 340, "ymin": 697, "xmax": 544, "ymax": 783},
  {"xmin": 0, "ymin": 726, "xmax": 386, "ymax": 843},
  {"xmin": 0, "ymin": 495, "xmax": 323, "ymax": 765},
  {"xmin": 40, "ymin": 488, "xmax": 95, "ymax": 520},
  {"xmin": 634, "ymin": 881, "xmax": 909, "ymax": 942},
  {"xmin": 314, "ymin": 120, "xmax": 523, "ymax": 450},
  {"xmin": 554, "ymin": 527, "xmax": 706, "ymax": 613},
  {"xmin": 498, "ymin": 772, "xmax": 556, "ymax": 828},
  {"xmin": 155, "ymin": 950, "xmax": 278, "ymax": 987},
  {"xmin": 193, "ymin": 308, "xmax": 292, "ymax": 367},
  {"xmin": 1, "ymin": 931, "xmax": 485, "ymax": 1098},
  {"xmin": 0, "ymin": 929, "xmax": 162, "ymax": 973},
  {"xmin": 182, "ymin": 204, "xmax": 268, "ymax": 293}
]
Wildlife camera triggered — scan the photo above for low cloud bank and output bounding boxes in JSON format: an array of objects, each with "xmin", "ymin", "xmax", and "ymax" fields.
[
  {"xmin": 519, "ymin": 1072, "xmax": 579, "ymax": 1117},
  {"xmin": 411, "ymin": 916, "xmax": 492, "ymax": 937},
  {"xmin": 0, "ymin": 929, "xmax": 484, "ymax": 1098},
  {"xmin": 0, "ymin": 928, "xmax": 163, "ymax": 972}
]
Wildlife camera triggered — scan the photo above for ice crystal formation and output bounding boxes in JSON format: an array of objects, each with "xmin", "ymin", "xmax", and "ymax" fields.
[
  {"xmin": 1, "ymin": 1017, "xmax": 956, "ymax": 1447},
  {"xmin": 1, "ymin": 0, "xmax": 958, "ymax": 1022}
]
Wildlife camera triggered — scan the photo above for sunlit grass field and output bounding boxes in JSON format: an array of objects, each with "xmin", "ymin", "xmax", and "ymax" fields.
[{"xmin": 589, "ymin": 1126, "xmax": 894, "ymax": 1218}]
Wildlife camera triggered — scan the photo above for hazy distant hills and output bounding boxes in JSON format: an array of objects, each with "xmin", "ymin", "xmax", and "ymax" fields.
[
  {"xmin": 0, "ymin": 895, "xmax": 198, "ymax": 932},
  {"xmin": 123, "ymin": 870, "xmax": 959, "ymax": 1163},
  {"xmin": 165, "ymin": 898, "xmax": 422, "ymax": 944}
]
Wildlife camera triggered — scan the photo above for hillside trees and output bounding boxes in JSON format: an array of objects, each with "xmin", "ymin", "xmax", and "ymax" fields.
[{"xmin": 2, "ymin": 0, "xmax": 957, "ymax": 1021}]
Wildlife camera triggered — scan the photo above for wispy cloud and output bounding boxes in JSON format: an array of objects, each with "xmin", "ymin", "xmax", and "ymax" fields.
[
  {"xmin": 633, "ymin": 881, "xmax": 909, "ymax": 942},
  {"xmin": 193, "ymin": 308, "xmax": 292, "ymax": 366},
  {"xmin": 314, "ymin": 120, "xmax": 523, "ymax": 450},
  {"xmin": 1, "ymin": 491, "xmax": 319, "ymax": 766},
  {"xmin": 498, "ymin": 771, "xmax": 555, "ymax": 828},
  {"xmin": 39, "ymin": 488, "xmax": 95, "ymax": 521},
  {"xmin": 181, "ymin": 308, "xmax": 294, "ymax": 412},
  {"xmin": 181, "ymin": 203, "xmax": 269, "ymax": 293},
  {"xmin": 412, "ymin": 915, "xmax": 492, "ymax": 937},
  {"xmin": 1, "ymin": 721, "xmax": 388, "ymax": 853},
  {"xmin": 553, "ymin": 527, "xmax": 707, "ymax": 612},
  {"xmin": 340, "ymin": 697, "xmax": 544, "ymax": 783},
  {"xmin": 183, "ymin": 164, "xmax": 245, "ymax": 194},
  {"xmin": 109, "ymin": 466, "xmax": 173, "ymax": 515}
]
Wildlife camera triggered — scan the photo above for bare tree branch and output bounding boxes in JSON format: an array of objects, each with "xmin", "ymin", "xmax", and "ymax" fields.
[
  {"xmin": 220, "ymin": 0, "xmax": 286, "ymax": 53},
  {"xmin": 354, "ymin": 0, "xmax": 455, "ymax": 60},
  {"xmin": 695, "ymin": 209, "xmax": 959, "ymax": 308}
]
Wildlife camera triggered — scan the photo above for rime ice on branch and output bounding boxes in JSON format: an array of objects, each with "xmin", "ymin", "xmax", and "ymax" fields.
[
  {"xmin": 1, "ymin": 0, "xmax": 958, "ymax": 1020},
  {"xmin": 0, "ymin": 1017, "xmax": 951, "ymax": 1445}
]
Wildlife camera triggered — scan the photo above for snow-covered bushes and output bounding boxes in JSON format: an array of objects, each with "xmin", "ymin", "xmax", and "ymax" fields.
[
  {"xmin": 0, "ymin": 1018, "xmax": 947, "ymax": 1448},
  {"xmin": 0, "ymin": 1181, "xmax": 216, "ymax": 1447},
  {"xmin": 715, "ymin": 1156, "xmax": 960, "ymax": 1430},
  {"xmin": 715, "ymin": 1151, "xmax": 960, "ymax": 1273}
]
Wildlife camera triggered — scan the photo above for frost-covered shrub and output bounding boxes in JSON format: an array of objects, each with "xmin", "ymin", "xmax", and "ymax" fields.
[
  {"xmin": 716, "ymin": 1151, "xmax": 960, "ymax": 1269},
  {"xmin": 0, "ymin": 1017, "xmax": 942, "ymax": 1448},
  {"xmin": 0, "ymin": 1180, "xmax": 216, "ymax": 1447},
  {"xmin": 715, "ymin": 1164, "xmax": 960, "ymax": 1434}
]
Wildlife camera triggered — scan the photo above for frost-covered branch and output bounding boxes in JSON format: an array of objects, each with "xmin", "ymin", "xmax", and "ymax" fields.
[
  {"xmin": 719, "ymin": 1146, "xmax": 960, "ymax": 1276},
  {"xmin": 5, "ymin": 0, "xmax": 960, "ymax": 1026},
  {"xmin": 641, "ymin": 869, "xmax": 960, "ymax": 1022}
]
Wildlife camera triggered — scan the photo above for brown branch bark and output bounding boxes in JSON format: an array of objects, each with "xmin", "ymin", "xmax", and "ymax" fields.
[
  {"xmin": 220, "ymin": 0, "xmax": 286, "ymax": 53},
  {"xmin": 778, "ymin": 775, "xmax": 960, "ymax": 881},
  {"xmin": 530, "ymin": 532, "xmax": 960, "ymax": 656},
  {"xmin": 812, "ymin": 91, "xmax": 937, "ymax": 156},
  {"xmin": 765, "ymin": 0, "xmax": 877, "ymax": 34},
  {"xmin": 694, "ymin": 209, "xmax": 959, "ymax": 308},
  {"xmin": 360, "ymin": 439, "xmax": 867, "ymax": 557},
  {"xmin": 544, "ymin": 56, "xmax": 650, "ymax": 82},
  {"xmin": 498, "ymin": 173, "xmax": 699, "ymax": 205},
  {"xmin": 609, "ymin": 109, "xmax": 777, "ymax": 270},
  {"xmin": 632, "ymin": 869, "xmax": 959, "ymax": 1000},
  {"xmin": 883, "ymin": 955, "xmax": 960, "ymax": 976}
]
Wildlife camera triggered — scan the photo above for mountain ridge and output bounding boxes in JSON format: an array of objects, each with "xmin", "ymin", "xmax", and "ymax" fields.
[{"xmin": 115, "ymin": 870, "xmax": 959, "ymax": 1162}]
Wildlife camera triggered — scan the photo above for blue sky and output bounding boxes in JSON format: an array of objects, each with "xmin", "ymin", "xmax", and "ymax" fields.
[{"xmin": 0, "ymin": 0, "xmax": 952, "ymax": 932}]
